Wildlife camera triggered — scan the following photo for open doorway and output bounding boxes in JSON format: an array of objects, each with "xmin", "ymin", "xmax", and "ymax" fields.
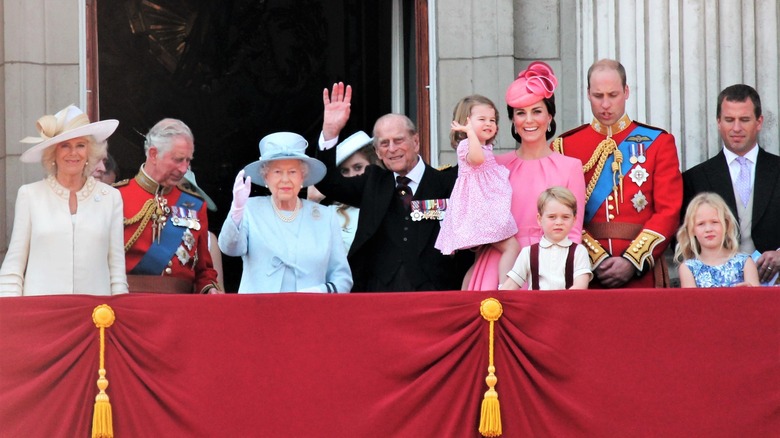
[{"xmin": 90, "ymin": 0, "xmax": 428, "ymax": 290}]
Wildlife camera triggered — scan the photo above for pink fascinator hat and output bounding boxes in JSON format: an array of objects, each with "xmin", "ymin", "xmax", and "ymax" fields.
[{"xmin": 505, "ymin": 61, "xmax": 558, "ymax": 108}]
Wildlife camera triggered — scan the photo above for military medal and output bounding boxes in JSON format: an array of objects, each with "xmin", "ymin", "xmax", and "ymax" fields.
[
  {"xmin": 170, "ymin": 206, "xmax": 201, "ymax": 230},
  {"xmin": 632, "ymin": 190, "xmax": 648, "ymax": 212},
  {"xmin": 629, "ymin": 144, "xmax": 638, "ymax": 164},
  {"xmin": 176, "ymin": 245, "xmax": 191, "ymax": 266},
  {"xmin": 182, "ymin": 228, "xmax": 195, "ymax": 250},
  {"xmin": 629, "ymin": 165, "xmax": 649, "ymax": 187},
  {"xmin": 637, "ymin": 143, "xmax": 647, "ymax": 163},
  {"xmin": 410, "ymin": 199, "xmax": 447, "ymax": 221}
]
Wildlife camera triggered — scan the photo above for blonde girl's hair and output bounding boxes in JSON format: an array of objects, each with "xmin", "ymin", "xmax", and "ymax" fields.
[
  {"xmin": 674, "ymin": 192, "xmax": 740, "ymax": 263},
  {"xmin": 537, "ymin": 186, "xmax": 577, "ymax": 216},
  {"xmin": 449, "ymin": 94, "xmax": 499, "ymax": 149},
  {"xmin": 42, "ymin": 136, "xmax": 106, "ymax": 179}
]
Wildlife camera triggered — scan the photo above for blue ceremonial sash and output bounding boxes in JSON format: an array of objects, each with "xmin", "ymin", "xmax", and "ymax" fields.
[
  {"xmin": 584, "ymin": 125, "xmax": 662, "ymax": 223},
  {"xmin": 131, "ymin": 191, "xmax": 204, "ymax": 275}
]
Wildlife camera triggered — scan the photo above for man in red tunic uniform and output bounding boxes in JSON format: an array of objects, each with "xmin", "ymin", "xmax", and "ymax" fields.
[
  {"xmin": 553, "ymin": 59, "xmax": 682, "ymax": 288},
  {"xmin": 116, "ymin": 118, "xmax": 221, "ymax": 294}
]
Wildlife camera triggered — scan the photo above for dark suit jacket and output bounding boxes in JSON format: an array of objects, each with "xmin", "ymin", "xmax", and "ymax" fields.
[
  {"xmin": 315, "ymin": 146, "xmax": 472, "ymax": 292},
  {"xmin": 682, "ymin": 147, "xmax": 780, "ymax": 252}
]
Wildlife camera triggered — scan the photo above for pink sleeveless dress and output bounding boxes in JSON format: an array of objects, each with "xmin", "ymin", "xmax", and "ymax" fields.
[{"xmin": 468, "ymin": 151, "xmax": 586, "ymax": 290}]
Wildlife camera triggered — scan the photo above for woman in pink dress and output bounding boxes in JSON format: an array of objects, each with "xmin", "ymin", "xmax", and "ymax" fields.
[{"xmin": 468, "ymin": 61, "xmax": 586, "ymax": 290}]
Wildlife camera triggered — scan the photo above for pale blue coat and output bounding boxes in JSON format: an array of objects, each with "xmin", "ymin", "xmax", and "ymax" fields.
[{"xmin": 218, "ymin": 197, "xmax": 352, "ymax": 293}]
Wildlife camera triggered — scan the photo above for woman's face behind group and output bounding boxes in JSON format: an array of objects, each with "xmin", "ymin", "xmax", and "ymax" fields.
[{"xmin": 339, "ymin": 151, "xmax": 371, "ymax": 177}]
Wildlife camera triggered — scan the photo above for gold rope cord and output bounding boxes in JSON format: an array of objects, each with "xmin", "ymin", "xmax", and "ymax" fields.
[
  {"xmin": 581, "ymin": 137, "xmax": 618, "ymax": 202},
  {"xmin": 479, "ymin": 298, "xmax": 504, "ymax": 437},
  {"xmin": 123, "ymin": 199, "xmax": 157, "ymax": 252},
  {"xmin": 91, "ymin": 305, "xmax": 116, "ymax": 438}
]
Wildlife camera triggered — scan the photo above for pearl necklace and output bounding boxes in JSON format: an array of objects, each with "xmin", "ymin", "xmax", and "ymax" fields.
[{"xmin": 272, "ymin": 198, "xmax": 301, "ymax": 223}]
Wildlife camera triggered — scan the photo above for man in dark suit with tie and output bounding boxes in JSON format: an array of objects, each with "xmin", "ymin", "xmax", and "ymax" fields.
[
  {"xmin": 682, "ymin": 84, "xmax": 780, "ymax": 283},
  {"xmin": 314, "ymin": 82, "xmax": 473, "ymax": 292}
]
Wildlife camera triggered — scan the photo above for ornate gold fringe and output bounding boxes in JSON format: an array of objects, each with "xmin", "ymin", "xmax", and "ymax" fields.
[
  {"xmin": 479, "ymin": 298, "xmax": 503, "ymax": 437},
  {"xmin": 92, "ymin": 305, "xmax": 116, "ymax": 438}
]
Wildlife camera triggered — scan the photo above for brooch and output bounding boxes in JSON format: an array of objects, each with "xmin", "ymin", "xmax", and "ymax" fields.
[
  {"xmin": 182, "ymin": 228, "xmax": 195, "ymax": 250},
  {"xmin": 632, "ymin": 190, "xmax": 648, "ymax": 212},
  {"xmin": 176, "ymin": 245, "xmax": 191, "ymax": 266},
  {"xmin": 629, "ymin": 165, "xmax": 649, "ymax": 187}
]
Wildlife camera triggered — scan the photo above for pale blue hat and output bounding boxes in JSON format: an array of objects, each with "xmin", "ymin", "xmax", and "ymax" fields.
[{"xmin": 243, "ymin": 132, "xmax": 327, "ymax": 187}]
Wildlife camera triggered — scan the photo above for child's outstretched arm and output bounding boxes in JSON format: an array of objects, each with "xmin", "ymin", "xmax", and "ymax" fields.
[
  {"xmin": 678, "ymin": 263, "xmax": 697, "ymax": 288},
  {"xmin": 451, "ymin": 119, "xmax": 485, "ymax": 166},
  {"xmin": 734, "ymin": 257, "xmax": 759, "ymax": 287}
]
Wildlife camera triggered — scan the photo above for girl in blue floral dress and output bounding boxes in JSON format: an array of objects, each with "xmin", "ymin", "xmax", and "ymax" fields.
[{"xmin": 674, "ymin": 192, "xmax": 759, "ymax": 287}]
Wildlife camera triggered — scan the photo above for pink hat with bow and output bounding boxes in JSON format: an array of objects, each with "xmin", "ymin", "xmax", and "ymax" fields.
[{"xmin": 505, "ymin": 61, "xmax": 558, "ymax": 108}]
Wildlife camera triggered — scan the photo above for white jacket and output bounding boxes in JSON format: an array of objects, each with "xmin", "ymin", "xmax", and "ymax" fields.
[{"xmin": 0, "ymin": 176, "xmax": 128, "ymax": 296}]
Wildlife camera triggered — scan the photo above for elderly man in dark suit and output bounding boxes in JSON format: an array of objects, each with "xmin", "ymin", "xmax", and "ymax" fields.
[
  {"xmin": 313, "ymin": 82, "xmax": 473, "ymax": 292},
  {"xmin": 682, "ymin": 84, "xmax": 780, "ymax": 284}
]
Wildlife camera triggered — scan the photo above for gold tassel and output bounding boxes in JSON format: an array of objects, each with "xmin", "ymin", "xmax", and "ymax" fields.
[
  {"xmin": 479, "ymin": 298, "xmax": 503, "ymax": 437},
  {"xmin": 92, "ymin": 305, "xmax": 116, "ymax": 438}
]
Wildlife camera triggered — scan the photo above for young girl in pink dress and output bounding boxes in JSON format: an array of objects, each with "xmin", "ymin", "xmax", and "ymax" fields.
[{"xmin": 435, "ymin": 95, "xmax": 520, "ymax": 289}]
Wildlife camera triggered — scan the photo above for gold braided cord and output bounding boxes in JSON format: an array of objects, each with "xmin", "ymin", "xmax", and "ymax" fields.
[
  {"xmin": 479, "ymin": 298, "xmax": 503, "ymax": 437},
  {"xmin": 123, "ymin": 199, "xmax": 156, "ymax": 252},
  {"xmin": 583, "ymin": 138, "xmax": 618, "ymax": 202}
]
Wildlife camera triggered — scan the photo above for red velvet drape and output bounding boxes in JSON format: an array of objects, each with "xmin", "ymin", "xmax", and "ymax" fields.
[{"xmin": 1, "ymin": 289, "xmax": 778, "ymax": 437}]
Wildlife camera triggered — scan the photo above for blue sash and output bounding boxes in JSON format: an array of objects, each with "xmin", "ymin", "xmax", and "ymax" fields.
[
  {"xmin": 130, "ymin": 191, "xmax": 204, "ymax": 275},
  {"xmin": 584, "ymin": 125, "xmax": 662, "ymax": 223}
]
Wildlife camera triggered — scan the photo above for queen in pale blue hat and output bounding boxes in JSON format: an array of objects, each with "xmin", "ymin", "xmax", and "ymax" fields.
[
  {"xmin": 243, "ymin": 132, "xmax": 327, "ymax": 187},
  {"xmin": 218, "ymin": 131, "xmax": 352, "ymax": 294}
]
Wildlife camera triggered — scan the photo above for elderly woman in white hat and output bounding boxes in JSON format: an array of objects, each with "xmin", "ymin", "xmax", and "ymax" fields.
[
  {"xmin": 0, "ymin": 105, "xmax": 128, "ymax": 296},
  {"xmin": 307, "ymin": 130, "xmax": 380, "ymax": 251},
  {"xmin": 218, "ymin": 132, "xmax": 352, "ymax": 293}
]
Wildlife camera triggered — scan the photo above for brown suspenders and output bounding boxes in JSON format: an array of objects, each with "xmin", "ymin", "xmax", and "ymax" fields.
[{"xmin": 529, "ymin": 243, "xmax": 578, "ymax": 290}]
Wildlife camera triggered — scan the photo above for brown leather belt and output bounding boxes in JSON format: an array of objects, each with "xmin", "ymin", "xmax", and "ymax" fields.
[
  {"xmin": 585, "ymin": 222, "xmax": 643, "ymax": 240},
  {"xmin": 127, "ymin": 275, "xmax": 192, "ymax": 294}
]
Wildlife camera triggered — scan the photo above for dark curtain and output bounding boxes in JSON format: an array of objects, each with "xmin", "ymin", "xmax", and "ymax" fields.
[
  {"xmin": 97, "ymin": 0, "xmax": 392, "ymax": 291},
  {"xmin": 1, "ymin": 289, "xmax": 778, "ymax": 437}
]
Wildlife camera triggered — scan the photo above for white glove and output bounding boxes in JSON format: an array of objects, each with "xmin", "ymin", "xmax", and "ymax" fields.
[{"xmin": 230, "ymin": 170, "xmax": 251, "ymax": 226}]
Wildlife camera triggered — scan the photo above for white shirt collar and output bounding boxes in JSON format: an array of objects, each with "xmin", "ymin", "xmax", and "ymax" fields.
[
  {"xmin": 395, "ymin": 155, "xmax": 425, "ymax": 188},
  {"xmin": 538, "ymin": 235, "xmax": 573, "ymax": 248},
  {"xmin": 723, "ymin": 144, "xmax": 759, "ymax": 165}
]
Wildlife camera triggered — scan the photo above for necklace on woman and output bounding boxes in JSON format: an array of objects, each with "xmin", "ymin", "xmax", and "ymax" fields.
[{"xmin": 272, "ymin": 198, "xmax": 301, "ymax": 223}]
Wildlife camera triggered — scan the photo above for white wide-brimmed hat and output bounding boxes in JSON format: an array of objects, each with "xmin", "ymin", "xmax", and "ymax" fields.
[
  {"xmin": 183, "ymin": 169, "xmax": 217, "ymax": 212},
  {"xmin": 243, "ymin": 132, "xmax": 327, "ymax": 187},
  {"xmin": 336, "ymin": 130, "xmax": 374, "ymax": 166},
  {"xmin": 20, "ymin": 105, "xmax": 118, "ymax": 163}
]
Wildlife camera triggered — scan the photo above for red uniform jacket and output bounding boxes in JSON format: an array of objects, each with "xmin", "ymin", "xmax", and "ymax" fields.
[
  {"xmin": 553, "ymin": 115, "xmax": 682, "ymax": 288},
  {"xmin": 117, "ymin": 170, "xmax": 219, "ymax": 293}
]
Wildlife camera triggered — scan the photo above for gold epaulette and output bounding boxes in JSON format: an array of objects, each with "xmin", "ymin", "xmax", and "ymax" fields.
[
  {"xmin": 581, "ymin": 230, "xmax": 610, "ymax": 268},
  {"xmin": 622, "ymin": 229, "xmax": 665, "ymax": 271},
  {"xmin": 112, "ymin": 179, "xmax": 130, "ymax": 188}
]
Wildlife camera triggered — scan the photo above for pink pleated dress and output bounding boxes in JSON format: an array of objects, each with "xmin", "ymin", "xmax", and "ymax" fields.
[{"xmin": 435, "ymin": 140, "xmax": 517, "ymax": 255}]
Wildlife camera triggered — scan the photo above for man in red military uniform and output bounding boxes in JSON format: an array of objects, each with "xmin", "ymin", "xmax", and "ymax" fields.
[
  {"xmin": 552, "ymin": 59, "xmax": 682, "ymax": 288},
  {"xmin": 116, "ymin": 118, "xmax": 221, "ymax": 294}
]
